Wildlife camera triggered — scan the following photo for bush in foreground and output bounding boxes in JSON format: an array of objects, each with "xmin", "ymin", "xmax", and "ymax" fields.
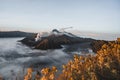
[{"xmin": 24, "ymin": 40, "xmax": 120, "ymax": 80}]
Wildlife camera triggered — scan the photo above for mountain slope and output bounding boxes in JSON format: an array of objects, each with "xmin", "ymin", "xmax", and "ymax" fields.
[
  {"xmin": 0, "ymin": 31, "xmax": 35, "ymax": 37},
  {"xmin": 20, "ymin": 30, "xmax": 95, "ymax": 50}
]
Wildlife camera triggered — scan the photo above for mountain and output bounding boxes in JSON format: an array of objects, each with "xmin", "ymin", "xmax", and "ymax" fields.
[
  {"xmin": 20, "ymin": 29, "xmax": 114, "ymax": 53},
  {"xmin": 20, "ymin": 29, "xmax": 96, "ymax": 51},
  {"xmin": 0, "ymin": 31, "xmax": 35, "ymax": 37}
]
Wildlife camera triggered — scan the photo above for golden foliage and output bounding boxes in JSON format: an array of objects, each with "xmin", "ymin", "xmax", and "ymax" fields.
[
  {"xmin": 56, "ymin": 41, "xmax": 119, "ymax": 80},
  {"xmin": 24, "ymin": 68, "xmax": 33, "ymax": 80},
  {"xmin": 24, "ymin": 40, "xmax": 120, "ymax": 80},
  {"xmin": 0, "ymin": 75, "xmax": 3, "ymax": 80},
  {"xmin": 40, "ymin": 66, "xmax": 57, "ymax": 80}
]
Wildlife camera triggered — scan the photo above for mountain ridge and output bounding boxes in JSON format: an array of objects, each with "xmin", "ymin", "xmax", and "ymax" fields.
[{"xmin": 0, "ymin": 31, "xmax": 36, "ymax": 37}]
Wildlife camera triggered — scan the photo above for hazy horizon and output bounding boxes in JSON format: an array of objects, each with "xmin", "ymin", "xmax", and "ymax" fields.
[{"xmin": 0, "ymin": 0, "xmax": 120, "ymax": 34}]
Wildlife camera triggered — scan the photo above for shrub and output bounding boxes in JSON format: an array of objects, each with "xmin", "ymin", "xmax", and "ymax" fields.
[{"xmin": 24, "ymin": 40, "xmax": 120, "ymax": 80}]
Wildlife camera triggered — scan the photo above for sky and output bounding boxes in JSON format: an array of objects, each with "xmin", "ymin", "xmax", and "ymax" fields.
[{"xmin": 0, "ymin": 0, "xmax": 120, "ymax": 33}]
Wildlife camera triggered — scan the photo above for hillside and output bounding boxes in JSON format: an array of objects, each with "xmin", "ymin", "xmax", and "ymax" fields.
[
  {"xmin": 20, "ymin": 29, "xmax": 112, "ymax": 53},
  {"xmin": 0, "ymin": 31, "xmax": 35, "ymax": 38},
  {"xmin": 20, "ymin": 30, "xmax": 95, "ymax": 50}
]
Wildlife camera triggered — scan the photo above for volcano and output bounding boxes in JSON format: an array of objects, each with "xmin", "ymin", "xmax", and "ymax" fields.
[{"xmin": 20, "ymin": 29, "xmax": 109, "ymax": 53}]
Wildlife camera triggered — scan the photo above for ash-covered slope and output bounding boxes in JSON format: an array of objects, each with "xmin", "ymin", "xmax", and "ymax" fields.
[
  {"xmin": 20, "ymin": 29, "xmax": 111, "ymax": 53},
  {"xmin": 35, "ymin": 34, "xmax": 94, "ymax": 50},
  {"xmin": 20, "ymin": 29, "xmax": 95, "ymax": 50}
]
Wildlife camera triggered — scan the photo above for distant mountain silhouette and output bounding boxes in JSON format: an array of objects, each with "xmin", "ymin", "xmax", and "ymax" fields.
[{"xmin": 0, "ymin": 31, "xmax": 35, "ymax": 37}]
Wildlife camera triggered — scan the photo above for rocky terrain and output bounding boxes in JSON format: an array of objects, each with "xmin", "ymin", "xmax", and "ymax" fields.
[
  {"xmin": 90, "ymin": 40, "xmax": 110, "ymax": 53},
  {"xmin": 20, "ymin": 29, "xmax": 111, "ymax": 53}
]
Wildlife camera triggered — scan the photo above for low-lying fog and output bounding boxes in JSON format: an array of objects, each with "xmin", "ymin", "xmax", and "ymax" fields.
[
  {"xmin": 1, "ymin": 33, "xmax": 118, "ymax": 79},
  {"xmin": 0, "ymin": 38, "xmax": 93, "ymax": 79}
]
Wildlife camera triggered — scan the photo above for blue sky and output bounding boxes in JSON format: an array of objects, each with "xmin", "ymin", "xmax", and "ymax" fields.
[{"xmin": 0, "ymin": 0, "xmax": 120, "ymax": 33}]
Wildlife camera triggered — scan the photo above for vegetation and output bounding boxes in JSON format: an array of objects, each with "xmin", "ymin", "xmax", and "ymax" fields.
[
  {"xmin": 90, "ymin": 40, "xmax": 109, "ymax": 53},
  {"xmin": 23, "ymin": 40, "xmax": 120, "ymax": 80}
]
